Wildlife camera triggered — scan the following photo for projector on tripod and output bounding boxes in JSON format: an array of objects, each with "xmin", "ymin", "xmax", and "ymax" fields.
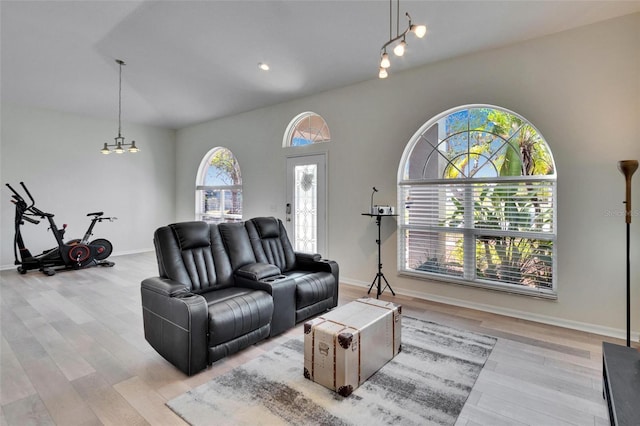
[{"xmin": 371, "ymin": 205, "xmax": 394, "ymax": 215}]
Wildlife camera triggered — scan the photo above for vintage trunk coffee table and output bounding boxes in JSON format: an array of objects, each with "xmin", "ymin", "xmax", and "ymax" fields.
[{"xmin": 303, "ymin": 297, "xmax": 401, "ymax": 396}]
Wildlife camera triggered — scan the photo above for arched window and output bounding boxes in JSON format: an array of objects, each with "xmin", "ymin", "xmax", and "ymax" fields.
[
  {"xmin": 283, "ymin": 112, "xmax": 331, "ymax": 147},
  {"xmin": 398, "ymin": 105, "xmax": 557, "ymax": 297},
  {"xmin": 196, "ymin": 147, "xmax": 242, "ymax": 223}
]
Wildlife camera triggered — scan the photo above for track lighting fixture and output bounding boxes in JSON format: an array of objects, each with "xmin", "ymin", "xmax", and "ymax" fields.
[
  {"xmin": 101, "ymin": 59, "xmax": 140, "ymax": 155},
  {"xmin": 378, "ymin": 0, "xmax": 427, "ymax": 78}
]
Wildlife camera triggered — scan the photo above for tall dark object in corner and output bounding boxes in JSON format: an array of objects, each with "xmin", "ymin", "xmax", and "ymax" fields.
[
  {"xmin": 601, "ymin": 160, "xmax": 639, "ymax": 426},
  {"xmin": 618, "ymin": 160, "xmax": 638, "ymax": 347}
]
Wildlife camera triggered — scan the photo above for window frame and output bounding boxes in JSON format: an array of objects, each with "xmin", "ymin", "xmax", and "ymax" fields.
[
  {"xmin": 397, "ymin": 104, "xmax": 557, "ymax": 298},
  {"xmin": 282, "ymin": 111, "xmax": 331, "ymax": 147},
  {"xmin": 195, "ymin": 147, "xmax": 243, "ymax": 224}
]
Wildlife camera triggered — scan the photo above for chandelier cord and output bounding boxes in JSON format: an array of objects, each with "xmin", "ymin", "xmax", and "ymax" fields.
[{"xmin": 118, "ymin": 60, "xmax": 123, "ymax": 138}]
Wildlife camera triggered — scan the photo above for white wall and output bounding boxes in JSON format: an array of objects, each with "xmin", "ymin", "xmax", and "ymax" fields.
[
  {"xmin": 175, "ymin": 13, "xmax": 640, "ymax": 338},
  {"xmin": 0, "ymin": 104, "xmax": 176, "ymax": 268}
]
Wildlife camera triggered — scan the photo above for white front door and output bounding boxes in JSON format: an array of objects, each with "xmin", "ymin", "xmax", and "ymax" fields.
[{"xmin": 285, "ymin": 154, "xmax": 327, "ymax": 254}]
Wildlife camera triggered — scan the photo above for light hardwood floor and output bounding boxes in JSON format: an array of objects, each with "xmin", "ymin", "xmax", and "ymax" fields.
[{"xmin": 0, "ymin": 252, "xmax": 627, "ymax": 425}]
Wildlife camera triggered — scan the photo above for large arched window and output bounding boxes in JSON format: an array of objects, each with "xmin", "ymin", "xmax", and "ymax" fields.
[
  {"xmin": 398, "ymin": 105, "xmax": 557, "ymax": 297},
  {"xmin": 283, "ymin": 112, "xmax": 331, "ymax": 147},
  {"xmin": 196, "ymin": 147, "xmax": 242, "ymax": 223}
]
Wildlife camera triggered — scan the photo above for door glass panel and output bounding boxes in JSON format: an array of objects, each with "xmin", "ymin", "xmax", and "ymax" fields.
[{"xmin": 294, "ymin": 164, "xmax": 317, "ymax": 252}]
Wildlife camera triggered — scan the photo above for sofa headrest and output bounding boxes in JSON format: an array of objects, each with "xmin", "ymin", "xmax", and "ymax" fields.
[
  {"xmin": 169, "ymin": 221, "xmax": 210, "ymax": 250},
  {"xmin": 252, "ymin": 217, "xmax": 280, "ymax": 239}
]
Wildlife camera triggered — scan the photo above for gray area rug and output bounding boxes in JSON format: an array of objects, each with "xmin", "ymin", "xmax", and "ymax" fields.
[{"xmin": 167, "ymin": 316, "xmax": 497, "ymax": 425}]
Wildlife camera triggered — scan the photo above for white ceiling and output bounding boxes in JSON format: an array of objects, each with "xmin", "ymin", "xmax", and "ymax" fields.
[{"xmin": 2, "ymin": 0, "xmax": 640, "ymax": 130}]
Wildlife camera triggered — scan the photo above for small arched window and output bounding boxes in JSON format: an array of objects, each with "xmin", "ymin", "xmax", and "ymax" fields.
[
  {"xmin": 195, "ymin": 147, "xmax": 242, "ymax": 223},
  {"xmin": 398, "ymin": 105, "xmax": 557, "ymax": 297},
  {"xmin": 283, "ymin": 112, "xmax": 331, "ymax": 147}
]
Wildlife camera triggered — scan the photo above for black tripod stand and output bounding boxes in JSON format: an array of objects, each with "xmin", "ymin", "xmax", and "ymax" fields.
[{"xmin": 362, "ymin": 213, "xmax": 396, "ymax": 298}]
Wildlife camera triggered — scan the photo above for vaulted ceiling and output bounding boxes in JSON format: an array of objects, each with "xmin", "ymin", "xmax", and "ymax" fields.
[{"xmin": 2, "ymin": 1, "xmax": 639, "ymax": 129}]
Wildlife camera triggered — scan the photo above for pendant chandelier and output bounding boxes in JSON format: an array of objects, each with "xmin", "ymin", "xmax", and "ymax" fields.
[
  {"xmin": 378, "ymin": 0, "xmax": 427, "ymax": 79},
  {"xmin": 101, "ymin": 59, "xmax": 140, "ymax": 154}
]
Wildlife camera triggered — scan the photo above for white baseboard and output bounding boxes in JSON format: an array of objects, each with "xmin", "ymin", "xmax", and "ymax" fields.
[
  {"xmin": 341, "ymin": 277, "xmax": 640, "ymax": 343},
  {"xmin": 109, "ymin": 248, "xmax": 155, "ymax": 258}
]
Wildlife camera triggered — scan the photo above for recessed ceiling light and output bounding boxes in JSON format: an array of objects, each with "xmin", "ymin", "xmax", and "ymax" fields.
[{"xmin": 258, "ymin": 62, "xmax": 270, "ymax": 71}]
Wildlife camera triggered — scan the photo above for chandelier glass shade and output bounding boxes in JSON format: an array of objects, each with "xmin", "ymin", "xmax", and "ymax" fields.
[
  {"xmin": 378, "ymin": 0, "xmax": 427, "ymax": 79},
  {"xmin": 101, "ymin": 59, "xmax": 140, "ymax": 154}
]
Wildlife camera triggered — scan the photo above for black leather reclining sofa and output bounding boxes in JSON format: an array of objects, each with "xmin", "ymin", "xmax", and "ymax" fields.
[{"xmin": 141, "ymin": 217, "xmax": 339, "ymax": 375}]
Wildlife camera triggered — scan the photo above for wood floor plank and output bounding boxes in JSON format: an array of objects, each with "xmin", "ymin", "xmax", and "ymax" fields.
[
  {"xmin": 0, "ymin": 304, "xmax": 34, "ymax": 343},
  {"xmin": 48, "ymin": 319, "xmax": 132, "ymax": 386},
  {"xmin": 24, "ymin": 294, "xmax": 68, "ymax": 324},
  {"xmin": 113, "ymin": 377, "xmax": 184, "ymax": 426},
  {"xmin": 1, "ymin": 394, "xmax": 55, "ymax": 426},
  {"xmin": 474, "ymin": 369, "xmax": 605, "ymax": 423},
  {"xmin": 18, "ymin": 355, "xmax": 99, "ymax": 425},
  {"xmin": 456, "ymin": 397, "xmax": 529, "ymax": 426},
  {"xmin": 0, "ymin": 337, "xmax": 36, "ymax": 406},
  {"xmin": 480, "ymin": 318, "xmax": 603, "ymax": 353},
  {"xmin": 489, "ymin": 346, "xmax": 598, "ymax": 389},
  {"xmin": 491, "ymin": 357, "xmax": 600, "ymax": 401},
  {"xmin": 497, "ymin": 336, "xmax": 601, "ymax": 369},
  {"xmin": 39, "ymin": 290, "xmax": 95, "ymax": 325},
  {"xmin": 22, "ymin": 317, "xmax": 96, "ymax": 382},
  {"xmin": 72, "ymin": 372, "xmax": 149, "ymax": 426},
  {"xmin": 484, "ymin": 366, "xmax": 607, "ymax": 417},
  {"xmin": 475, "ymin": 392, "xmax": 578, "ymax": 425}
]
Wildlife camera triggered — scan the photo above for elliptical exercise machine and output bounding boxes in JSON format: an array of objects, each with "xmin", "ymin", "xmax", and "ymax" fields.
[{"xmin": 6, "ymin": 182, "xmax": 116, "ymax": 276}]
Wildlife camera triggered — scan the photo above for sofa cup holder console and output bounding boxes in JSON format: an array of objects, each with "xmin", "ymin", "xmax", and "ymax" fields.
[{"xmin": 263, "ymin": 275, "xmax": 288, "ymax": 283}]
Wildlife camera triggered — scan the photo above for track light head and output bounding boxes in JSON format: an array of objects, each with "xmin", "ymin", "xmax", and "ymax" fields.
[
  {"xmin": 393, "ymin": 39, "xmax": 406, "ymax": 56},
  {"xmin": 380, "ymin": 52, "xmax": 391, "ymax": 69},
  {"xmin": 411, "ymin": 24, "xmax": 427, "ymax": 38}
]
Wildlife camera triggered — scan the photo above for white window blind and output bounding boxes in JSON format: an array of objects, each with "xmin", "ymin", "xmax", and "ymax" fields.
[{"xmin": 196, "ymin": 185, "xmax": 243, "ymax": 224}]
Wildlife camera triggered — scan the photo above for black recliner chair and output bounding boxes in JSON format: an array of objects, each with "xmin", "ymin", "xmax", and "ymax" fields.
[
  {"xmin": 243, "ymin": 217, "xmax": 338, "ymax": 332},
  {"xmin": 141, "ymin": 217, "xmax": 338, "ymax": 375}
]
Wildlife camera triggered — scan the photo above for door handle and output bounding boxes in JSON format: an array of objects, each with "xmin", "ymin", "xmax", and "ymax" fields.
[{"xmin": 286, "ymin": 203, "xmax": 291, "ymax": 221}]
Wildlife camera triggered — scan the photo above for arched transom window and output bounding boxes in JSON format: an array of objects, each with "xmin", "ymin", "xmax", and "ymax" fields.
[
  {"xmin": 196, "ymin": 147, "xmax": 242, "ymax": 223},
  {"xmin": 398, "ymin": 105, "xmax": 557, "ymax": 297},
  {"xmin": 283, "ymin": 112, "xmax": 331, "ymax": 147}
]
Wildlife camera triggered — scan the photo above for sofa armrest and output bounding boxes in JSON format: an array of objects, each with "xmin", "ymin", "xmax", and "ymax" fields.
[
  {"xmin": 295, "ymin": 252, "xmax": 322, "ymax": 262},
  {"xmin": 141, "ymin": 277, "xmax": 208, "ymax": 375},
  {"xmin": 293, "ymin": 254, "xmax": 340, "ymax": 309},
  {"xmin": 295, "ymin": 252, "xmax": 338, "ymax": 274},
  {"xmin": 236, "ymin": 262, "xmax": 281, "ymax": 281},
  {"xmin": 141, "ymin": 277, "xmax": 191, "ymax": 297}
]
